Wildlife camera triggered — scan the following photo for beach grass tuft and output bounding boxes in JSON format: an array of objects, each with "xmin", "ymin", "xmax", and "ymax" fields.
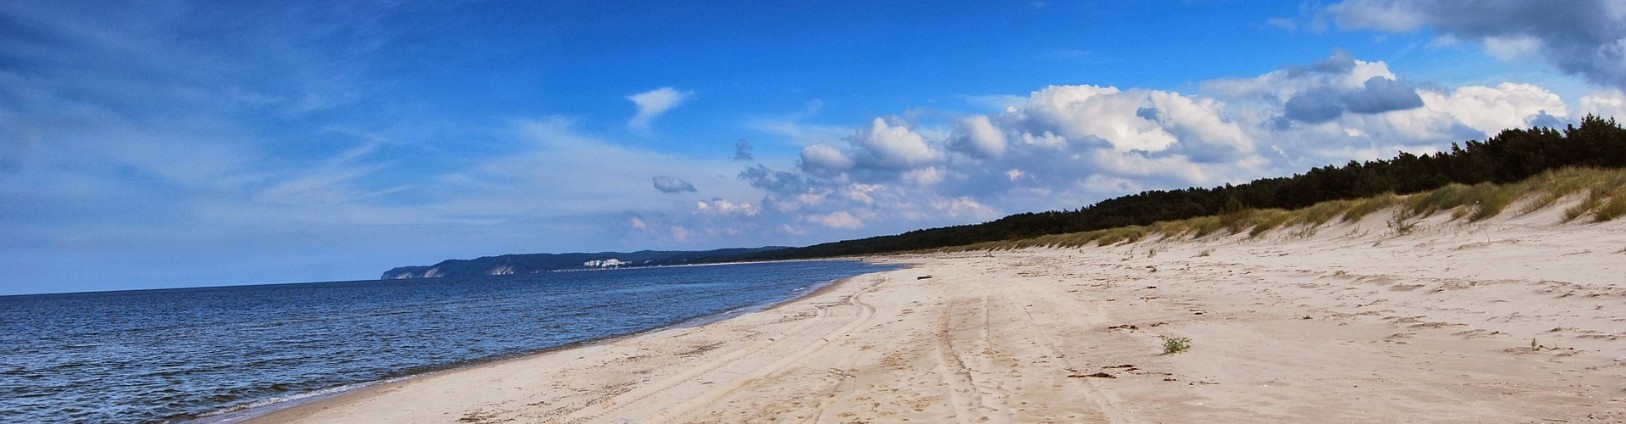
[
  {"xmin": 1163, "ymin": 336, "xmax": 1192, "ymax": 354},
  {"xmin": 1342, "ymin": 193, "xmax": 1401, "ymax": 222},
  {"xmin": 1298, "ymin": 199, "xmax": 1354, "ymax": 226},
  {"xmin": 1246, "ymin": 209, "xmax": 1294, "ymax": 238}
]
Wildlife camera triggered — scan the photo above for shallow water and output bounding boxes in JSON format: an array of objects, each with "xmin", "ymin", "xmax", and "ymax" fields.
[{"xmin": 0, "ymin": 261, "xmax": 898, "ymax": 423}]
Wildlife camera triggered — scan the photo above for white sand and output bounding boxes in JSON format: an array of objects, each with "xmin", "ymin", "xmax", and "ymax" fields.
[{"xmin": 251, "ymin": 203, "xmax": 1626, "ymax": 423}]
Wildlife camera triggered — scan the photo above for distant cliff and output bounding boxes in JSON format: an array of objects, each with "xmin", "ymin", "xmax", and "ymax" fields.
[{"xmin": 381, "ymin": 247, "xmax": 789, "ymax": 279}]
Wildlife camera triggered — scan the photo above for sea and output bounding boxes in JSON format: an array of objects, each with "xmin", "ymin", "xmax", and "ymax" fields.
[{"xmin": 0, "ymin": 260, "xmax": 900, "ymax": 423}]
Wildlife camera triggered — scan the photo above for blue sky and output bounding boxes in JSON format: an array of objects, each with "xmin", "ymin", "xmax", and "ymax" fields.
[{"xmin": 4, "ymin": 0, "xmax": 1626, "ymax": 295}]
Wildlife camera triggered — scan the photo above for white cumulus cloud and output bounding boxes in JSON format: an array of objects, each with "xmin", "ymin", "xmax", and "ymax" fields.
[
  {"xmin": 849, "ymin": 118, "xmax": 944, "ymax": 170},
  {"xmin": 948, "ymin": 115, "xmax": 1007, "ymax": 158},
  {"xmin": 806, "ymin": 211, "xmax": 864, "ymax": 229},
  {"xmin": 1580, "ymin": 90, "xmax": 1626, "ymax": 119},
  {"xmin": 696, "ymin": 198, "xmax": 760, "ymax": 216},
  {"xmin": 1421, "ymin": 83, "xmax": 1568, "ymax": 136},
  {"xmin": 1010, "ymin": 84, "xmax": 1179, "ymax": 153},
  {"xmin": 800, "ymin": 144, "xmax": 856, "ymax": 175}
]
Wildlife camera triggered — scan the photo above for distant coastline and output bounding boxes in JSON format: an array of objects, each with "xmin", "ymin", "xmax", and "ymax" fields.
[{"xmin": 381, "ymin": 247, "xmax": 790, "ymax": 279}]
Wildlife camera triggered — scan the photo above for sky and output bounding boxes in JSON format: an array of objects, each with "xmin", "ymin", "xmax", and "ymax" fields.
[{"xmin": 4, "ymin": 0, "xmax": 1626, "ymax": 295}]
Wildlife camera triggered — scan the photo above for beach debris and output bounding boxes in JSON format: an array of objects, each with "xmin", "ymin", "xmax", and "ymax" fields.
[
  {"xmin": 1068, "ymin": 372, "xmax": 1117, "ymax": 379},
  {"xmin": 917, "ymin": 275, "xmax": 933, "ymax": 280},
  {"xmin": 458, "ymin": 410, "xmax": 497, "ymax": 423},
  {"xmin": 1107, "ymin": 324, "xmax": 1139, "ymax": 331}
]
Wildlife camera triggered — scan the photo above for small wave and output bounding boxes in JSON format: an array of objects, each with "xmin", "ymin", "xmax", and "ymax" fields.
[{"xmin": 188, "ymin": 376, "xmax": 410, "ymax": 423}]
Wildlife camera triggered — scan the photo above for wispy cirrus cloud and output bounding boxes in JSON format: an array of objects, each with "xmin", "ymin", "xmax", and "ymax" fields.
[{"xmin": 627, "ymin": 87, "xmax": 693, "ymax": 131}]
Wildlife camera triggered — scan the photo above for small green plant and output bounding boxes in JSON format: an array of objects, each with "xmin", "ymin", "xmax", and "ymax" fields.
[
  {"xmin": 1388, "ymin": 208, "xmax": 1417, "ymax": 236},
  {"xmin": 1163, "ymin": 336, "xmax": 1192, "ymax": 354}
]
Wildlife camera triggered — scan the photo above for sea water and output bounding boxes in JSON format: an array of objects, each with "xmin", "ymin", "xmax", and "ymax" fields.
[{"xmin": 0, "ymin": 260, "xmax": 899, "ymax": 423}]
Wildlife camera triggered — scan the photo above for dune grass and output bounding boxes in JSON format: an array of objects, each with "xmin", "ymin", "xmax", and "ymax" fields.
[
  {"xmin": 943, "ymin": 167, "xmax": 1626, "ymax": 253},
  {"xmin": 1342, "ymin": 193, "xmax": 1402, "ymax": 222},
  {"xmin": 1162, "ymin": 336, "xmax": 1192, "ymax": 354},
  {"xmin": 1521, "ymin": 167, "xmax": 1597, "ymax": 213},
  {"xmin": 1400, "ymin": 182, "xmax": 1526, "ymax": 222},
  {"xmin": 1565, "ymin": 170, "xmax": 1626, "ymax": 221}
]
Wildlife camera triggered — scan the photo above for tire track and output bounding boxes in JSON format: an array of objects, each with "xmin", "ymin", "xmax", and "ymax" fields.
[
  {"xmin": 656, "ymin": 277, "xmax": 884, "ymax": 422},
  {"xmin": 797, "ymin": 350, "xmax": 862, "ymax": 424},
  {"xmin": 562, "ymin": 295, "xmax": 838, "ymax": 423},
  {"xmin": 996, "ymin": 284, "xmax": 1132, "ymax": 423},
  {"xmin": 563, "ymin": 277, "xmax": 886, "ymax": 423},
  {"xmin": 933, "ymin": 292, "xmax": 1012, "ymax": 424},
  {"xmin": 797, "ymin": 296, "xmax": 878, "ymax": 424}
]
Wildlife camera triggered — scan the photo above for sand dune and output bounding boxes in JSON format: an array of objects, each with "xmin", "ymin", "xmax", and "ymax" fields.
[{"xmin": 251, "ymin": 203, "xmax": 1626, "ymax": 423}]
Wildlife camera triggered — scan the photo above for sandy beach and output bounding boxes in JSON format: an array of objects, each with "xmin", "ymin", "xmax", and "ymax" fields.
[{"xmin": 250, "ymin": 203, "xmax": 1626, "ymax": 423}]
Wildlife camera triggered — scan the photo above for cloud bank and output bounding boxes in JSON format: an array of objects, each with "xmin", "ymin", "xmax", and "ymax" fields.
[{"xmin": 1328, "ymin": 0, "xmax": 1626, "ymax": 90}]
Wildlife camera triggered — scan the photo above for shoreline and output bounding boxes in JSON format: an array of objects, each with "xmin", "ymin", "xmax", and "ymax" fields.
[
  {"xmin": 244, "ymin": 263, "xmax": 919, "ymax": 423},
  {"xmin": 249, "ymin": 205, "xmax": 1625, "ymax": 423},
  {"xmin": 221, "ymin": 263, "xmax": 891, "ymax": 423}
]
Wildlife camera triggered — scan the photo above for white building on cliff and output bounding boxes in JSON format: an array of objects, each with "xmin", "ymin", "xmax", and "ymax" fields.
[{"xmin": 582, "ymin": 258, "xmax": 626, "ymax": 268}]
